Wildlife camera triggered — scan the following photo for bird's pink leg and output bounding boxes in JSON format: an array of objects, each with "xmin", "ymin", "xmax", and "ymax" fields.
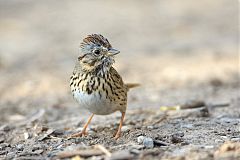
[
  {"xmin": 114, "ymin": 112, "xmax": 125, "ymax": 140},
  {"xmin": 71, "ymin": 114, "xmax": 94, "ymax": 137}
]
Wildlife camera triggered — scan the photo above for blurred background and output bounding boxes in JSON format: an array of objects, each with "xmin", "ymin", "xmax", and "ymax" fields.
[{"xmin": 0, "ymin": 0, "xmax": 238, "ymax": 124}]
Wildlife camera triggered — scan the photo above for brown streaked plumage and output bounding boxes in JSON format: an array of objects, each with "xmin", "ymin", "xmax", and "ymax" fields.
[{"xmin": 70, "ymin": 34, "xmax": 139, "ymax": 139}]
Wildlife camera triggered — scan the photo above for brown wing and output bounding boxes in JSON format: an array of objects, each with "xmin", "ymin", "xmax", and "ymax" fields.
[
  {"xmin": 107, "ymin": 67, "xmax": 128, "ymax": 109},
  {"xmin": 110, "ymin": 67, "xmax": 124, "ymax": 86}
]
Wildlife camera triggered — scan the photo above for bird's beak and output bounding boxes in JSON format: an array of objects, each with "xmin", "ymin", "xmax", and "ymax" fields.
[{"xmin": 107, "ymin": 48, "xmax": 120, "ymax": 56}]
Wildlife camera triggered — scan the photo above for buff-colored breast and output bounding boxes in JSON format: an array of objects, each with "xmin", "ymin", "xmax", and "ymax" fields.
[{"xmin": 70, "ymin": 67, "xmax": 128, "ymax": 115}]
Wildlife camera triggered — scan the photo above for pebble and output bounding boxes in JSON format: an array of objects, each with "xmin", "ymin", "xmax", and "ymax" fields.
[
  {"xmin": 143, "ymin": 137, "xmax": 154, "ymax": 148},
  {"xmin": 0, "ymin": 150, "xmax": 6, "ymax": 155},
  {"xmin": 0, "ymin": 125, "xmax": 12, "ymax": 132},
  {"xmin": 32, "ymin": 144, "xmax": 44, "ymax": 150},
  {"xmin": 33, "ymin": 149, "xmax": 44, "ymax": 154},
  {"xmin": 121, "ymin": 126, "xmax": 131, "ymax": 132},
  {"xmin": 0, "ymin": 143, "xmax": 9, "ymax": 150},
  {"xmin": 215, "ymin": 139, "xmax": 224, "ymax": 143},
  {"xmin": 221, "ymin": 136, "xmax": 228, "ymax": 139},
  {"xmin": 56, "ymin": 144, "xmax": 64, "ymax": 149},
  {"xmin": 171, "ymin": 133, "xmax": 184, "ymax": 143},
  {"xmin": 204, "ymin": 145, "xmax": 214, "ymax": 149},
  {"xmin": 218, "ymin": 117, "xmax": 240, "ymax": 125},
  {"xmin": 16, "ymin": 144, "xmax": 24, "ymax": 150},
  {"xmin": 218, "ymin": 132, "xmax": 226, "ymax": 136},
  {"xmin": 181, "ymin": 141, "xmax": 190, "ymax": 146},
  {"xmin": 147, "ymin": 126, "xmax": 154, "ymax": 129},
  {"xmin": 137, "ymin": 136, "xmax": 145, "ymax": 144},
  {"xmin": 137, "ymin": 136, "xmax": 154, "ymax": 148},
  {"xmin": 154, "ymin": 140, "xmax": 169, "ymax": 146},
  {"xmin": 230, "ymin": 138, "xmax": 240, "ymax": 142},
  {"xmin": 24, "ymin": 132, "xmax": 30, "ymax": 140},
  {"xmin": 52, "ymin": 129, "xmax": 65, "ymax": 136},
  {"xmin": 7, "ymin": 152, "xmax": 15, "ymax": 159},
  {"xmin": 181, "ymin": 124, "xmax": 194, "ymax": 129},
  {"xmin": 0, "ymin": 137, "xmax": 4, "ymax": 143}
]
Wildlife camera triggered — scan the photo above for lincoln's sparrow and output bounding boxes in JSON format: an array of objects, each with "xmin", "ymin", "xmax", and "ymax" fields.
[{"xmin": 70, "ymin": 34, "xmax": 139, "ymax": 139}]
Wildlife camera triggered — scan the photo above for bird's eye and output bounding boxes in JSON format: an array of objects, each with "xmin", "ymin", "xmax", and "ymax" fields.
[{"xmin": 93, "ymin": 49, "xmax": 100, "ymax": 56}]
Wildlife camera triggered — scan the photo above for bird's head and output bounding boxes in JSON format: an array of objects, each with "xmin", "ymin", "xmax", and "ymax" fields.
[{"xmin": 78, "ymin": 34, "xmax": 120, "ymax": 72}]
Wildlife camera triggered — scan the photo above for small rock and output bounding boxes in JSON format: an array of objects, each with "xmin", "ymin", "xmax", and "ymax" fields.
[
  {"xmin": 171, "ymin": 133, "xmax": 184, "ymax": 143},
  {"xmin": 219, "ymin": 117, "xmax": 240, "ymax": 125},
  {"xmin": 0, "ymin": 137, "xmax": 4, "ymax": 143},
  {"xmin": 56, "ymin": 144, "xmax": 64, "ymax": 149},
  {"xmin": 181, "ymin": 124, "xmax": 194, "ymax": 129},
  {"xmin": 137, "ymin": 136, "xmax": 154, "ymax": 148},
  {"xmin": 38, "ymin": 129, "xmax": 54, "ymax": 141},
  {"xmin": 218, "ymin": 132, "xmax": 227, "ymax": 136},
  {"xmin": 32, "ymin": 144, "xmax": 44, "ymax": 151},
  {"xmin": 33, "ymin": 149, "xmax": 44, "ymax": 154},
  {"xmin": 200, "ymin": 107, "xmax": 210, "ymax": 117},
  {"xmin": 121, "ymin": 126, "xmax": 131, "ymax": 132},
  {"xmin": 215, "ymin": 139, "xmax": 224, "ymax": 143},
  {"xmin": 180, "ymin": 141, "xmax": 190, "ymax": 146},
  {"xmin": 175, "ymin": 132, "xmax": 184, "ymax": 137},
  {"xmin": 204, "ymin": 145, "xmax": 214, "ymax": 149},
  {"xmin": 0, "ymin": 150, "xmax": 6, "ymax": 155},
  {"xmin": 24, "ymin": 132, "xmax": 30, "ymax": 140},
  {"xmin": 0, "ymin": 143, "xmax": 9, "ymax": 150},
  {"xmin": 0, "ymin": 125, "xmax": 12, "ymax": 132},
  {"xmin": 154, "ymin": 140, "xmax": 169, "ymax": 146},
  {"xmin": 52, "ymin": 129, "xmax": 65, "ymax": 136},
  {"xmin": 35, "ymin": 125, "xmax": 49, "ymax": 134},
  {"xmin": 171, "ymin": 136, "xmax": 183, "ymax": 143},
  {"xmin": 147, "ymin": 126, "xmax": 154, "ymax": 129},
  {"xmin": 231, "ymin": 138, "xmax": 240, "ymax": 142},
  {"xmin": 143, "ymin": 137, "xmax": 154, "ymax": 148},
  {"xmin": 16, "ymin": 144, "xmax": 24, "ymax": 150},
  {"xmin": 221, "ymin": 136, "xmax": 228, "ymax": 139},
  {"xmin": 7, "ymin": 152, "xmax": 15, "ymax": 159},
  {"xmin": 137, "ymin": 136, "xmax": 145, "ymax": 144}
]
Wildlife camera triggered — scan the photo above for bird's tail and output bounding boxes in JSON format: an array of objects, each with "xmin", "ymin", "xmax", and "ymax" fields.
[{"xmin": 126, "ymin": 83, "xmax": 140, "ymax": 91}]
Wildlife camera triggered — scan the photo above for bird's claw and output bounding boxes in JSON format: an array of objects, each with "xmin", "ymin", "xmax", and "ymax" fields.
[
  {"xmin": 114, "ymin": 133, "xmax": 121, "ymax": 140},
  {"xmin": 69, "ymin": 131, "xmax": 88, "ymax": 138}
]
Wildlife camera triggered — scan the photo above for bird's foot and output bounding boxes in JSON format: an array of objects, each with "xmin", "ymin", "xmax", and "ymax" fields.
[
  {"xmin": 69, "ymin": 131, "xmax": 88, "ymax": 138},
  {"xmin": 114, "ymin": 132, "xmax": 121, "ymax": 140}
]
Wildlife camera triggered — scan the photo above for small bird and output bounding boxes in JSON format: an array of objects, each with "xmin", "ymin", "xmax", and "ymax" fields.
[{"xmin": 70, "ymin": 34, "xmax": 139, "ymax": 139}]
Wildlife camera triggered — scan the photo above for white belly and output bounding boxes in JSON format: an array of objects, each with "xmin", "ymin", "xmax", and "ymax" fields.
[{"xmin": 72, "ymin": 89, "xmax": 118, "ymax": 115}]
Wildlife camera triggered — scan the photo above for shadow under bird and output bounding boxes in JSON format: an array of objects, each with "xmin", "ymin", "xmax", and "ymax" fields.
[{"xmin": 70, "ymin": 34, "xmax": 139, "ymax": 139}]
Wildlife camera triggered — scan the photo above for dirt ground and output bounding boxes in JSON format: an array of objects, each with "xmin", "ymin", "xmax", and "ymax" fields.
[{"xmin": 0, "ymin": 0, "xmax": 239, "ymax": 160}]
